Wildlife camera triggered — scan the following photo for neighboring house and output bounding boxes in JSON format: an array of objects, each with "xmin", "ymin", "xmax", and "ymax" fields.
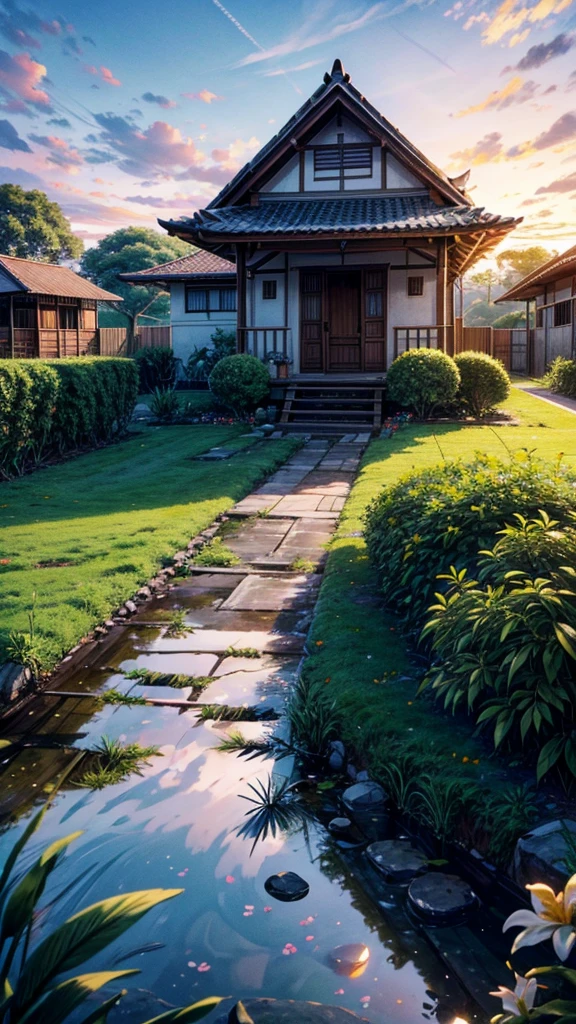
[
  {"xmin": 496, "ymin": 245, "xmax": 576, "ymax": 378},
  {"xmin": 0, "ymin": 255, "xmax": 120, "ymax": 359},
  {"xmin": 158, "ymin": 59, "xmax": 519, "ymax": 378},
  {"xmin": 119, "ymin": 249, "xmax": 236, "ymax": 366}
]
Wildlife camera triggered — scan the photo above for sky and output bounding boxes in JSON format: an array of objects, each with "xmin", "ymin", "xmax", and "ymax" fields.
[{"xmin": 0, "ymin": 0, "xmax": 576, "ymax": 262}]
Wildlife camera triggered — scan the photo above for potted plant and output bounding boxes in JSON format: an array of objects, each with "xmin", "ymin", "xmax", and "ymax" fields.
[{"xmin": 266, "ymin": 351, "xmax": 293, "ymax": 380}]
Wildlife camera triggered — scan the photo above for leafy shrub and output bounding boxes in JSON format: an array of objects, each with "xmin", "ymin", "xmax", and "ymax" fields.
[
  {"xmin": 364, "ymin": 453, "xmax": 576, "ymax": 629},
  {"xmin": 209, "ymin": 353, "xmax": 269, "ymax": 415},
  {"xmin": 186, "ymin": 327, "xmax": 236, "ymax": 382},
  {"xmin": 544, "ymin": 356, "xmax": 576, "ymax": 397},
  {"xmin": 0, "ymin": 357, "xmax": 138, "ymax": 477},
  {"xmin": 422, "ymin": 511, "xmax": 576, "ymax": 785},
  {"xmin": 386, "ymin": 349, "xmax": 460, "ymax": 419},
  {"xmin": 133, "ymin": 346, "xmax": 178, "ymax": 392},
  {"xmin": 150, "ymin": 386, "xmax": 180, "ymax": 422},
  {"xmin": 454, "ymin": 351, "xmax": 510, "ymax": 416}
]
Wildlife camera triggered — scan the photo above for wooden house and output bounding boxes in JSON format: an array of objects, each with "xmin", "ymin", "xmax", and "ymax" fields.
[
  {"xmin": 119, "ymin": 249, "xmax": 236, "ymax": 366},
  {"xmin": 0, "ymin": 255, "xmax": 121, "ymax": 360},
  {"xmin": 158, "ymin": 59, "xmax": 520, "ymax": 428},
  {"xmin": 496, "ymin": 245, "xmax": 576, "ymax": 378}
]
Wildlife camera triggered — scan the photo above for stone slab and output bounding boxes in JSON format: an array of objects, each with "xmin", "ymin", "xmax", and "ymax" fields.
[
  {"xmin": 408, "ymin": 872, "xmax": 478, "ymax": 924},
  {"xmin": 513, "ymin": 819, "xmax": 576, "ymax": 889},
  {"xmin": 143, "ymin": 629, "xmax": 305, "ymax": 655},
  {"xmin": 366, "ymin": 839, "xmax": 428, "ymax": 883},
  {"xmin": 220, "ymin": 574, "xmax": 319, "ymax": 612},
  {"xmin": 220, "ymin": 999, "xmax": 369, "ymax": 1023},
  {"xmin": 225, "ymin": 519, "xmax": 292, "ymax": 561},
  {"xmin": 266, "ymin": 508, "xmax": 340, "ymax": 520}
]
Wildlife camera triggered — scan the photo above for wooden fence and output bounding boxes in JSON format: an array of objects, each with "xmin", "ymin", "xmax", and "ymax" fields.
[
  {"xmin": 98, "ymin": 325, "xmax": 172, "ymax": 356},
  {"xmin": 394, "ymin": 319, "xmax": 528, "ymax": 374}
]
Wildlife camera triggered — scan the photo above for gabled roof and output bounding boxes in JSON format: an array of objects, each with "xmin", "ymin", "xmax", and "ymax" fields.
[
  {"xmin": 496, "ymin": 245, "xmax": 576, "ymax": 303},
  {"xmin": 119, "ymin": 249, "xmax": 235, "ymax": 284},
  {"xmin": 0, "ymin": 254, "xmax": 121, "ymax": 300},
  {"xmin": 205, "ymin": 59, "xmax": 472, "ymax": 210}
]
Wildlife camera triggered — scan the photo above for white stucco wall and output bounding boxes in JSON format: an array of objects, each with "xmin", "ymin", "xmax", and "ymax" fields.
[
  {"xmin": 386, "ymin": 153, "xmax": 424, "ymax": 190},
  {"xmin": 169, "ymin": 282, "xmax": 236, "ymax": 366}
]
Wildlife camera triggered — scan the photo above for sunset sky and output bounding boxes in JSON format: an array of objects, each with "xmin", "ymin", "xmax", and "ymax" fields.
[{"xmin": 0, "ymin": 0, "xmax": 575, "ymax": 261}]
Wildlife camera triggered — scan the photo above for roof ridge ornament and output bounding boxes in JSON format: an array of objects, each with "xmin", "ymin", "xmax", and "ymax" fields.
[{"xmin": 324, "ymin": 58, "xmax": 350, "ymax": 84}]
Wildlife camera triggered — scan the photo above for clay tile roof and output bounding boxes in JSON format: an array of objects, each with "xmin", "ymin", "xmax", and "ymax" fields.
[
  {"xmin": 0, "ymin": 255, "xmax": 121, "ymax": 300},
  {"xmin": 118, "ymin": 249, "xmax": 236, "ymax": 283}
]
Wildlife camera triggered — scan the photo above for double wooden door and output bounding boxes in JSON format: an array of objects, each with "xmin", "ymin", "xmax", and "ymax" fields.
[{"xmin": 300, "ymin": 268, "xmax": 386, "ymax": 372}]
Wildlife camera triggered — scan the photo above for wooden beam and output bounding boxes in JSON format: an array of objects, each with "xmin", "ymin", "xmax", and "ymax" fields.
[
  {"xmin": 236, "ymin": 243, "xmax": 247, "ymax": 352},
  {"xmin": 436, "ymin": 237, "xmax": 448, "ymax": 351},
  {"xmin": 9, "ymin": 294, "xmax": 14, "ymax": 358}
]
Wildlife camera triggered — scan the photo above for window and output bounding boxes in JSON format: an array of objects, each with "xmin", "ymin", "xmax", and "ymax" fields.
[
  {"xmin": 313, "ymin": 143, "xmax": 373, "ymax": 183},
  {"xmin": 40, "ymin": 306, "xmax": 56, "ymax": 329},
  {"xmin": 82, "ymin": 307, "xmax": 97, "ymax": 330},
  {"xmin": 185, "ymin": 287, "xmax": 236, "ymax": 313},
  {"xmin": 218, "ymin": 288, "xmax": 236, "ymax": 311},
  {"xmin": 186, "ymin": 288, "xmax": 208, "ymax": 313},
  {"xmin": 554, "ymin": 299, "xmax": 572, "ymax": 327},
  {"xmin": 365, "ymin": 269, "xmax": 384, "ymax": 318},
  {"xmin": 13, "ymin": 304, "xmax": 34, "ymax": 329},
  {"xmin": 408, "ymin": 276, "xmax": 424, "ymax": 297},
  {"xmin": 262, "ymin": 280, "xmax": 277, "ymax": 300},
  {"xmin": 536, "ymin": 306, "xmax": 544, "ymax": 328},
  {"xmin": 59, "ymin": 305, "xmax": 78, "ymax": 330}
]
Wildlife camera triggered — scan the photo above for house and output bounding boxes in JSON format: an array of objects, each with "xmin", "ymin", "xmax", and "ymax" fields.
[
  {"xmin": 496, "ymin": 245, "xmax": 576, "ymax": 378},
  {"xmin": 119, "ymin": 249, "xmax": 236, "ymax": 366},
  {"xmin": 0, "ymin": 255, "xmax": 121, "ymax": 359}
]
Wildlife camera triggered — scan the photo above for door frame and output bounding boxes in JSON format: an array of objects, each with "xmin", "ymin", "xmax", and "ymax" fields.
[{"xmin": 299, "ymin": 264, "xmax": 388, "ymax": 373}]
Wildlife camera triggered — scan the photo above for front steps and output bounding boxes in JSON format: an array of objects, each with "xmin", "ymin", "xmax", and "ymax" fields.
[{"xmin": 280, "ymin": 381, "xmax": 383, "ymax": 434}]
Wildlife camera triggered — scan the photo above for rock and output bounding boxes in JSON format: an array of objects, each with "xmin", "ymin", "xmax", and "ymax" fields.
[
  {"xmin": 408, "ymin": 872, "xmax": 478, "ymax": 924},
  {"xmin": 342, "ymin": 781, "xmax": 388, "ymax": 814},
  {"xmin": 366, "ymin": 839, "xmax": 428, "ymax": 884},
  {"xmin": 172, "ymin": 551, "xmax": 188, "ymax": 562},
  {"xmin": 105, "ymin": 620, "xmax": 115, "ymax": 628},
  {"xmin": 132, "ymin": 402, "xmax": 153, "ymax": 420},
  {"xmin": 137, "ymin": 587, "xmax": 151, "ymax": 599},
  {"xmin": 356, "ymin": 770, "xmax": 369, "ymax": 782},
  {"xmin": 223, "ymin": 999, "xmax": 369, "ymax": 1023},
  {"xmin": 346, "ymin": 764, "xmax": 358, "ymax": 781},
  {"xmin": 330, "ymin": 740, "xmax": 345, "ymax": 757},
  {"xmin": 164, "ymin": 567, "xmax": 175, "ymax": 577},
  {"xmin": 513, "ymin": 820, "xmax": 576, "ymax": 890},
  {"xmin": 264, "ymin": 871, "xmax": 309, "ymax": 902},
  {"xmin": 328, "ymin": 817, "xmax": 353, "ymax": 836},
  {"xmin": 0, "ymin": 662, "xmax": 32, "ymax": 703},
  {"xmin": 329, "ymin": 750, "xmax": 345, "ymax": 772},
  {"xmin": 124, "ymin": 600, "xmax": 137, "ymax": 614},
  {"xmin": 116, "ymin": 607, "xmax": 128, "ymax": 617},
  {"xmin": 329, "ymin": 943, "xmax": 370, "ymax": 977}
]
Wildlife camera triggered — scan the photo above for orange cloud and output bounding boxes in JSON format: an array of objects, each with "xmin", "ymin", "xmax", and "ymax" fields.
[
  {"xmin": 83, "ymin": 64, "xmax": 121, "ymax": 86},
  {"xmin": 211, "ymin": 136, "xmax": 260, "ymax": 170},
  {"xmin": 481, "ymin": 0, "xmax": 574, "ymax": 47},
  {"xmin": 454, "ymin": 76, "xmax": 539, "ymax": 115},
  {"xmin": 182, "ymin": 89, "xmax": 223, "ymax": 104}
]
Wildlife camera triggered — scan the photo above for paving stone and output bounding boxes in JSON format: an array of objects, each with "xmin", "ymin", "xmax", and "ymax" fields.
[
  {"xmin": 145, "ymin": 629, "xmax": 305, "ymax": 655},
  {"xmin": 225, "ymin": 519, "xmax": 292, "ymax": 561},
  {"xmin": 337, "ymin": 434, "xmax": 358, "ymax": 443},
  {"xmin": 196, "ymin": 447, "xmax": 236, "ymax": 460},
  {"xmin": 408, "ymin": 872, "xmax": 478, "ymax": 924},
  {"xmin": 220, "ymin": 574, "xmax": 319, "ymax": 612},
  {"xmin": 513, "ymin": 819, "xmax": 576, "ymax": 889},
  {"xmin": 366, "ymin": 839, "xmax": 428, "ymax": 883},
  {"xmin": 223, "ymin": 999, "xmax": 369, "ymax": 1023},
  {"xmin": 266, "ymin": 508, "xmax": 340, "ymax": 520}
]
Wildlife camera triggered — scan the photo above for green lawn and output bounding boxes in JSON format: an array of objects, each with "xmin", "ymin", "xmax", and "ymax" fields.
[
  {"xmin": 138, "ymin": 390, "xmax": 214, "ymax": 413},
  {"xmin": 304, "ymin": 386, "xmax": 576, "ymax": 792},
  {"xmin": 0, "ymin": 426, "xmax": 299, "ymax": 668}
]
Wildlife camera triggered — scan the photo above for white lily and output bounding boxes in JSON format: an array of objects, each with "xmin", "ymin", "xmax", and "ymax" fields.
[
  {"xmin": 490, "ymin": 973, "xmax": 538, "ymax": 1021},
  {"xmin": 503, "ymin": 874, "xmax": 576, "ymax": 961}
]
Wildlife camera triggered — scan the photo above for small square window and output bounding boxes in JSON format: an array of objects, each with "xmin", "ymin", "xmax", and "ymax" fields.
[
  {"xmin": 408, "ymin": 276, "xmax": 424, "ymax": 297},
  {"xmin": 262, "ymin": 280, "xmax": 277, "ymax": 300},
  {"xmin": 186, "ymin": 288, "xmax": 208, "ymax": 312}
]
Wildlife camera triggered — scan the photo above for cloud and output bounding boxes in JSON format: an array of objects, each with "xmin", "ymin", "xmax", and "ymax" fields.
[
  {"xmin": 481, "ymin": 0, "xmax": 574, "ymax": 47},
  {"xmin": 502, "ymin": 31, "xmax": 575, "ymax": 71},
  {"xmin": 210, "ymin": 135, "xmax": 260, "ymax": 170},
  {"xmin": 181, "ymin": 89, "xmax": 223, "ymax": 103},
  {"xmin": 124, "ymin": 192, "xmax": 208, "ymax": 208},
  {"xmin": 0, "ymin": 1, "xmax": 62, "ymax": 49},
  {"xmin": 0, "ymin": 117, "xmax": 30, "ymax": 150},
  {"xmin": 463, "ymin": 12, "xmax": 491, "ymax": 29},
  {"xmin": 261, "ymin": 59, "xmax": 324, "ymax": 76},
  {"xmin": 82, "ymin": 35, "xmax": 96, "ymax": 46},
  {"xmin": 142, "ymin": 91, "xmax": 176, "ymax": 109},
  {"xmin": 454, "ymin": 75, "xmax": 539, "ymax": 115},
  {"xmin": 0, "ymin": 163, "xmax": 43, "ymax": 187},
  {"xmin": 90, "ymin": 113, "xmax": 208, "ymax": 178},
  {"xmin": 506, "ymin": 110, "xmax": 576, "ymax": 156},
  {"xmin": 83, "ymin": 64, "xmax": 121, "ymax": 86},
  {"xmin": 449, "ymin": 131, "xmax": 504, "ymax": 166},
  {"xmin": 28, "ymin": 132, "xmax": 83, "ymax": 172},
  {"xmin": 535, "ymin": 169, "xmax": 576, "ymax": 191},
  {"xmin": 0, "ymin": 50, "xmax": 50, "ymax": 109},
  {"xmin": 235, "ymin": 3, "xmax": 388, "ymax": 66},
  {"xmin": 47, "ymin": 116, "xmax": 71, "ymax": 128},
  {"xmin": 56, "ymin": 199, "xmax": 154, "ymax": 225}
]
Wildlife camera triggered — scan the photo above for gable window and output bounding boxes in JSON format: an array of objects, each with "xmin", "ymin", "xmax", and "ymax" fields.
[
  {"xmin": 554, "ymin": 299, "xmax": 572, "ymax": 327},
  {"xmin": 313, "ymin": 143, "xmax": 373, "ymax": 184},
  {"xmin": 407, "ymin": 276, "xmax": 424, "ymax": 297},
  {"xmin": 262, "ymin": 280, "xmax": 277, "ymax": 300}
]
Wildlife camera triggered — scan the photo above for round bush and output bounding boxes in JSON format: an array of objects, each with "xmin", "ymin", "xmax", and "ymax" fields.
[
  {"xmin": 386, "ymin": 349, "xmax": 460, "ymax": 419},
  {"xmin": 454, "ymin": 351, "xmax": 510, "ymax": 417},
  {"xmin": 364, "ymin": 453, "xmax": 576, "ymax": 628},
  {"xmin": 208, "ymin": 354, "xmax": 270, "ymax": 415},
  {"xmin": 544, "ymin": 356, "xmax": 576, "ymax": 398}
]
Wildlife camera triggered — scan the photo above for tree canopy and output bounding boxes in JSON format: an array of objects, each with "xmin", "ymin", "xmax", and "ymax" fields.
[
  {"xmin": 80, "ymin": 227, "xmax": 192, "ymax": 334},
  {"xmin": 0, "ymin": 184, "xmax": 83, "ymax": 263},
  {"xmin": 496, "ymin": 246, "xmax": 556, "ymax": 284}
]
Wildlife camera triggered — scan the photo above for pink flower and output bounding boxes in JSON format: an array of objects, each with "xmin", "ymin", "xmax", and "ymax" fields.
[
  {"xmin": 225, "ymin": 875, "xmax": 235, "ymax": 884},
  {"xmin": 197, "ymin": 962, "xmax": 211, "ymax": 972}
]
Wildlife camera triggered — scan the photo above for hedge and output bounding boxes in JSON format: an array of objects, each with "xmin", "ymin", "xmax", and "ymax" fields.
[{"xmin": 0, "ymin": 357, "xmax": 138, "ymax": 478}]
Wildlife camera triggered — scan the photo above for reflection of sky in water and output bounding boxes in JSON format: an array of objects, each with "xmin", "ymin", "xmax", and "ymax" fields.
[{"xmin": 0, "ymin": 676, "xmax": 475, "ymax": 1024}]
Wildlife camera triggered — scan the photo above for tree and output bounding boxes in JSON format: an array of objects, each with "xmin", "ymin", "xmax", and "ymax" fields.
[
  {"xmin": 496, "ymin": 246, "xmax": 556, "ymax": 286},
  {"xmin": 492, "ymin": 309, "xmax": 526, "ymax": 328},
  {"xmin": 80, "ymin": 227, "xmax": 192, "ymax": 349},
  {"xmin": 464, "ymin": 299, "xmax": 505, "ymax": 327},
  {"xmin": 468, "ymin": 268, "xmax": 500, "ymax": 305},
  {"xmin": 0, "ymin": 184, "xmax": 83, "ymax": 262}
]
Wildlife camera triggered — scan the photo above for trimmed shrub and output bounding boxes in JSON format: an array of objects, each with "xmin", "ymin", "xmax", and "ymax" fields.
[
  {"xmin": 386, "ymin": 349, "xmax": 460, "ymax": 419},
  {"xmin": 186, "ymin": 328, "xmax": 236, "ymax": 382},
  {"xmin": 454, "ymin": 351, "xmax": 510, "ymax": 416},
  {"xmin": 208, "ymin": 354, "xmax": 269, "ymax": 415},
  {"xmin": 133, "ymin": 347, "xmax": 178, "ymax": 393},
  {"xmin": 0, "ymin": 357, "xmax": 138, "ymax": 477},
  {"xmin": 364, "ymin": 453, "xmax": 576, "ymax": 629},
  {"xmin": 544, "ymin": 356, "xmax": 576, "ymax": 398}
]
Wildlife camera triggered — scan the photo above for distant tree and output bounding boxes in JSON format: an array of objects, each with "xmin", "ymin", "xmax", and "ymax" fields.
[
  {"xmin": 0, "ymin": 184, "xmax": 83, "ymax": 262},
  {"xmin": 81, "ymin": 227, "xmax": 192, "ymax": 349},
  {"xmin": 492, "ymin": 309, "xmax": 526, "ymax": 328},
  {"xmin": 496, "ymin": 246, "xmax": 556, "ymax": 286},
  {"xmin": 464, "ymin": 299, "xmax": 505, "ymax": 327},
  {"xmin": 468, "ymin": 268, "xmax": 500, "ymax": 305}
]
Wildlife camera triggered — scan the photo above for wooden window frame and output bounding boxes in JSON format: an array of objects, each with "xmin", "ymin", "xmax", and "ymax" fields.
[
  {"xmin": 262, "ymin": 279, "xmax": 277, "ymax": 300},
  {"xmin": 186, "ymin": 286, "xmax": 236, "ymax": 314},
  {"xmin": 312, "ymin": 142, "xmax": 374, "ymax": 186},
  {"xmin": 554, "ymin": 299, "xmax": 572, "ymax": 327},
  {"xmin": 407, "ymin": 276, "xmax": 424, "ymax": 297},
  {"xmin": 218, "ymin": 287, "xmax": 236, "ymax": 312},
  {"xmin": 186, "ymin": 287, "xmax": 209, "ymax": 313}
]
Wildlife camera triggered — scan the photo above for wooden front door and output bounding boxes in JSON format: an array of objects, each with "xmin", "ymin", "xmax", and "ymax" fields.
[{"xmin": 299, "ymin": 267, "xmax": 387, "ymax": 373}]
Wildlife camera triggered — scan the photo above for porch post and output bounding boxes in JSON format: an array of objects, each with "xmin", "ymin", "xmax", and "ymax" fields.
[
  {"xmin": 236, "ymin": 244, "xmax": 247, "ymax": 353},
  {"xmin": 436, "ymin": 237, "xmax": 448, "ymax": 351},
  {"xmin": 9, "ymin": 294, "xmax": 14, "ymax": 358}
]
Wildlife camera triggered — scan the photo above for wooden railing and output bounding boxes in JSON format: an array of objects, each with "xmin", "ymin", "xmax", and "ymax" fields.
[
  {"xmin": 394, "ymin": 321, "xmax": 529, "ymax": 374},
  {"xmin": 394, "ymin": 325, "xmax": 454, "ymax": 358},
  {"xmin": 238, "ymin": 326, "xmax": 292, "ymax": 363}
]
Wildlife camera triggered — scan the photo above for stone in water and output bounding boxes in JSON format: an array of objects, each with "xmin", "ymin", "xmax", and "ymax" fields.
[
  {"xmin": 366, "ymin": 839, "xmax": 428, "ymax": 884},
  {"xmin": 408, "ymin": 872, "xmax": 478, "ymax": 924},
  {"xmin": 264, "ymin": 871, "xmax": 309, "ymax": 902},
  {"xmin": 329, "ymin": 942, "xmax": 370, "ymax": 978}
]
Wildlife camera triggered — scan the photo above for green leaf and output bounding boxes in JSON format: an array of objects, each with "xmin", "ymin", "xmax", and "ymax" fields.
[
  {"xmin": 537, "ymin": 736, "xmax": 565, "ymax": 781},
  {"xmin": 528, "ymin": 966, "xmax": 576, "ymax": 988},
  {"xmin": 15, "ymin": 889, "xmax": 183, "ymax": 1013},
  {"xmin": 554, "ymin": 623, "xmax": 576, "ymax": 660},
  {"xmin": 2, "ymin": 831, "xmax": 82, "ymax": 941},
  {"xmin": 78, "ymin": 990, "xmax": 126, "ymax": 1024},
  {"xmin": 528, "ymin": 999, "xmax": 576, "ymax": 1018},
  {"xmin": 142, "ymin": 997, "xmax": 226, "ymax": 1023},
  {"xmin": 0, "ymin": 806, "xmax": 48, "ymax": 907},
  {"xmin": 18, "ymin": 970, "xmax": 138, "ymax": 1024}
]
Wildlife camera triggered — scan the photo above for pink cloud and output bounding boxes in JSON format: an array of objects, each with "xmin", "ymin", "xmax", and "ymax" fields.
[
  {"xmin": 0, "ymin": 50, "xmax": 49, "ymax": 108},
  {"xmin": 83, "ymin": 64, "xmax": 121, "ymax": 86},
  {"xmin": 29, "ymin": 133, "xmax": 84, "ymax": 173},
  {"xmin": 182, "ymin": 89, "xmax": 223, "ymax": 104}
]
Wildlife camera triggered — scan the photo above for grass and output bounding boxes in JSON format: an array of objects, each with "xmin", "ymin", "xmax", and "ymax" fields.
[
  {"xmin": 0, "ymin": 424, "xmax": 300, "ymax": 668},
  {"xmin": 303, "ymin": 386, "xmax": 576, "ymax": 793},
  {"xmin": 77, "ymin": 736, "xmax": 160, "ymax": 789},
  {"xmin": 194, "ymin": 537, "xmax": 241, "ymax": 567},
  {"xmin": 124, "ymin": 668, "xmax": 214, "ymax": 690},
  {"xmin": 138, "ymin": 390, "xmax": 215, "ymax": 414}
]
